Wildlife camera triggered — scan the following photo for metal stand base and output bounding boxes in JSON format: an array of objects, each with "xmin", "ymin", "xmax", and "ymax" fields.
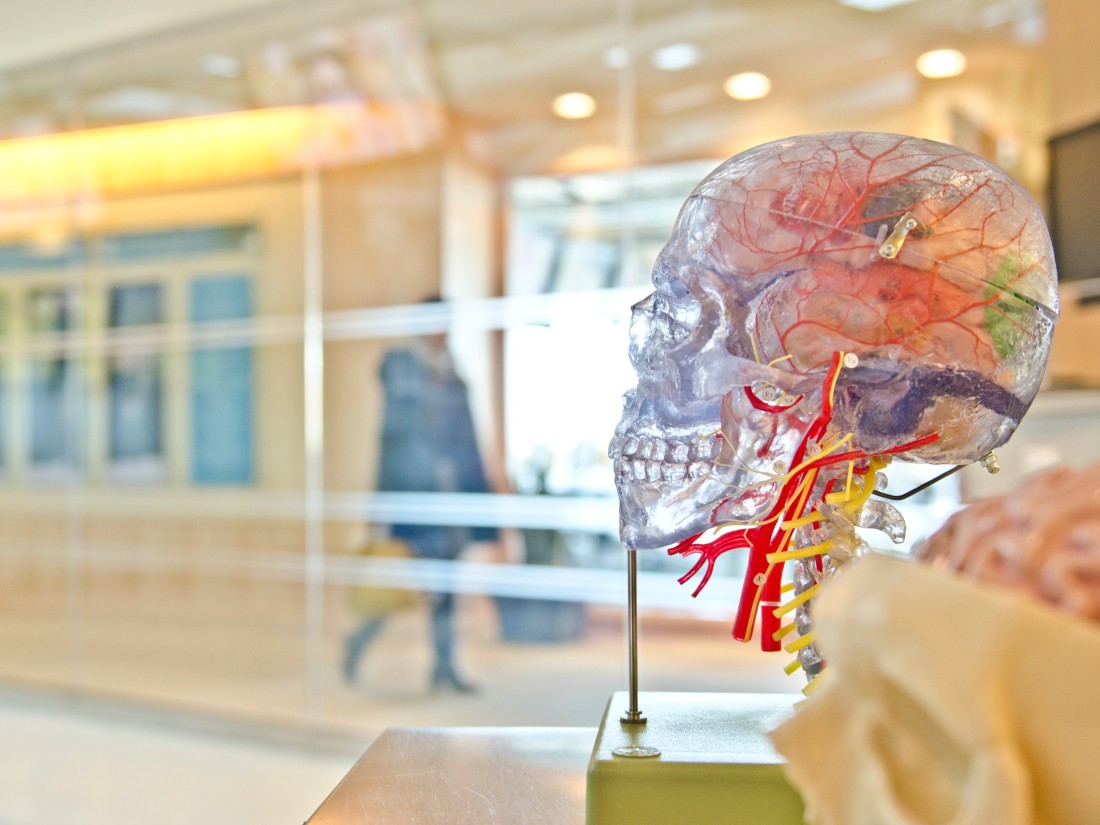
[{"xmin": 587, "ymin": 692, "xmax": 805, "ymax": 824}]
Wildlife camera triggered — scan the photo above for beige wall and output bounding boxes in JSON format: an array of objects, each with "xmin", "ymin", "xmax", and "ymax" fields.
[
  {"xmin": 1047, "ymin": 286, "xmax": 1100, "ymax": 385},
  {"xmin": 320, "ymin": 154, "xmax": 444, "ymax": 313},
  {"xmin": 1047, "ymin": 0, "xmax": 1100, "ymax": 135},
  {"xmin": 320, "ymin": 152, "xmax": 444, "ymax": 509}
]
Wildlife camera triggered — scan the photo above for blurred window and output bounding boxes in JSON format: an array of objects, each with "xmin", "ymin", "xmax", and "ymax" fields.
[
  {"xmin": 503, "ymin": 162, "xmax": 714, "ymax": 499},
  {"xmin": 0, "ymin": 295, "xmax": 7, "ymax": 476},
  {"xmin": 101, "ymin": 225, "xmax": 256, "ymax": 263},
  {"xmin": 189, "ymin": 274, "xmax": 254, "ymax": 484},
  {"xmin": 107, "ymin": 283, "xmax": 164, "ymax": 481},
  {"xmin": 0, "ymin": 240, "xmax": 86, "ymax": 272},
  {"xmin": 0, "ymin": 223, "xmax": 258, "ymax": 487},
  {"xmin": 27, "ymin": 287, "xmax": 82, "ymax": 480}
]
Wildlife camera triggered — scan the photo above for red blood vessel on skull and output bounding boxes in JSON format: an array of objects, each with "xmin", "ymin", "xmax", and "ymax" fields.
[{"xmin": 610, "ymin": 132, "xmax": 1058, "ymax": 665}]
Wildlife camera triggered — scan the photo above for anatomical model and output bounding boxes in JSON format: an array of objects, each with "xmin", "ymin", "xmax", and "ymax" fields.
[
  {"xmin": 610, "ymin": 132, "xmax": 1058, "ymax": 683},
  {"xmin": 770, "ymin": 462, "xmax": 1100, "ymax": 825}
]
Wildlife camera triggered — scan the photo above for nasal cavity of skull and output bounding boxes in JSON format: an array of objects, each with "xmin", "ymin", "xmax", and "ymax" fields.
[{"xmin": 650, "ymin": 294, "xmax": 699, "ymax": 346}]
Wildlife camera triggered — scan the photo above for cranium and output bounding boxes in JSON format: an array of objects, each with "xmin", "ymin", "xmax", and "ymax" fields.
[
  {"xmin": 770, "ymin": 553, "xmax": 1100, "ymax": 825},
  {"xmin": 610, "ymin": 131, "xmax": 1058, "ymax": 652}
]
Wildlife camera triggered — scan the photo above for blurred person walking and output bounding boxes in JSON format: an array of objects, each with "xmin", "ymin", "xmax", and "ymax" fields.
[{"xmin": 345, "ymin": 300, "xmax": 496, "ymax": 693}]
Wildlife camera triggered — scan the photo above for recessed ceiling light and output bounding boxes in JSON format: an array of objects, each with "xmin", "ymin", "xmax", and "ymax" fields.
[
  {"xmin": 724, "ymin": 72, "xmax": 772, "ymax": 101},
  {"xmin": 838, "ymin": 0, "xmax": 917, "ymax": 10},
  {"xmin": 552, "ymin": 92, "xmax": 597, "ymax": 119},
  {"xmin": 916, "ymin": 48, "xmax": 967, "ymax": 79},
  {"xmin": 651, "ymin": 42, "xmax": 701, "ymax": 72}
]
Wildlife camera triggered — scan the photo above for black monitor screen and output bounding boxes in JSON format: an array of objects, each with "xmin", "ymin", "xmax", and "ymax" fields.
[{"xmin": 1048, "ymin": 120, "xmax": 1100, "ymax": 282}]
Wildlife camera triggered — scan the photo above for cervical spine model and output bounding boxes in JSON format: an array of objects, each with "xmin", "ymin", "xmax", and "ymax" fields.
[{"xmin": 610, "ymin": 132, "xmax": 1058, "ymax": 683}]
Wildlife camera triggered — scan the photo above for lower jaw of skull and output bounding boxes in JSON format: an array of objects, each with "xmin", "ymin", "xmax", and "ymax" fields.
[{"xmin": 614, "ymin": 458, "xmax": 725, "ymax": 550}]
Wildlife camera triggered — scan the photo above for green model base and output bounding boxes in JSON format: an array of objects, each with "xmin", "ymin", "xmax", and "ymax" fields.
[{"xmin": 586, "ymin": 692, "xmax": 806, "ymax": 825}]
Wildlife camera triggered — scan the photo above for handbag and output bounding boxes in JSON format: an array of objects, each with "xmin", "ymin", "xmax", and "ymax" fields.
[{"xmin": 348, "ymin": 537, "xmax": 420, "ymax": 616}]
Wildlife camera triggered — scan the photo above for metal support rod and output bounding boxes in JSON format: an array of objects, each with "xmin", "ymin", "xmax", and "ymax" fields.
[
  {"xmin": 872, "ymin": 450, "xmax": 999, "ymax": 501},
  {"xmin": 621, "ymin": 550, "xmax": 646, "ymax": 724}
]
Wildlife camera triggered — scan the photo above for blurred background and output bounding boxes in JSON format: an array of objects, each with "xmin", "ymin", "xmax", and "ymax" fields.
[{"xmin": 2, "ymin": 0, "xmax": 1100, "ymax": 821}]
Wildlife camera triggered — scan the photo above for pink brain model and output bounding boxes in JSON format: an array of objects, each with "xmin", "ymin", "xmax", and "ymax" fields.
[
  {"xmin": 918, "ymin": 461, "xmax": 1100, "ymax": 623},
  {"xmin": 611, "ymin": 131, "xmax": 1059, "ymax": 671}
]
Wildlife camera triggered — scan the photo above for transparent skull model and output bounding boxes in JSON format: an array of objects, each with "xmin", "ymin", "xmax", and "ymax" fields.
[{"xmin": 610, "ymin": 132, "xmax": 1058, "ymax": 671}]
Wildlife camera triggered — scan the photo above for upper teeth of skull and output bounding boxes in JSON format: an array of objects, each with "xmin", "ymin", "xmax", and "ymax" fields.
[{"xmin": 610, "ymin": 435, "xmax": 717, "ymax": 483}]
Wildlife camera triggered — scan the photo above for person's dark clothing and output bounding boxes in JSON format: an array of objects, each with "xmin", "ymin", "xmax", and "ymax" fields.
[
  {"xmin": 345, "ymin": 343, "xmax": 494, "ymax": 692},
  {"xmin": 378, "ymin": 346, "xmax": 497, "ymax": 551}
]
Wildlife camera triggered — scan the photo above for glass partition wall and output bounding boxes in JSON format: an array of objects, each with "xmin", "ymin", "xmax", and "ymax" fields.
[{"xmin": 0, "ymin": 0, "xmax": 1049, "ymax": 736}]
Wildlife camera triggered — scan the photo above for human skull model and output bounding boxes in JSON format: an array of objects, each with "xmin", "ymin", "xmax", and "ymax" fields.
[{"xmin": 610, "ymin": 132, "xmax": 1058, "ymax": 659}]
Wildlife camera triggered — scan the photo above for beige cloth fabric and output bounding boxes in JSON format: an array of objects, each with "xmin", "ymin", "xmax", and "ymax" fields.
[{"xmin": 770, "ymin": 554, "xmax": 1100, "ymax": 825}]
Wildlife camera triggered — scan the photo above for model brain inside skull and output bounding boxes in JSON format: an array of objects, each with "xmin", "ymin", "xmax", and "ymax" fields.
[{"xmin": 610, "ymin": 131, "xmax": 1058, "ymax": 653}]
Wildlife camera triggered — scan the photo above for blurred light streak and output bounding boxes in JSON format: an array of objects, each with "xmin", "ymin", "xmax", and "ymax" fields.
[{"xmin": 0, "ymin": 101, "xmax": 442, "ymax": 205}]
